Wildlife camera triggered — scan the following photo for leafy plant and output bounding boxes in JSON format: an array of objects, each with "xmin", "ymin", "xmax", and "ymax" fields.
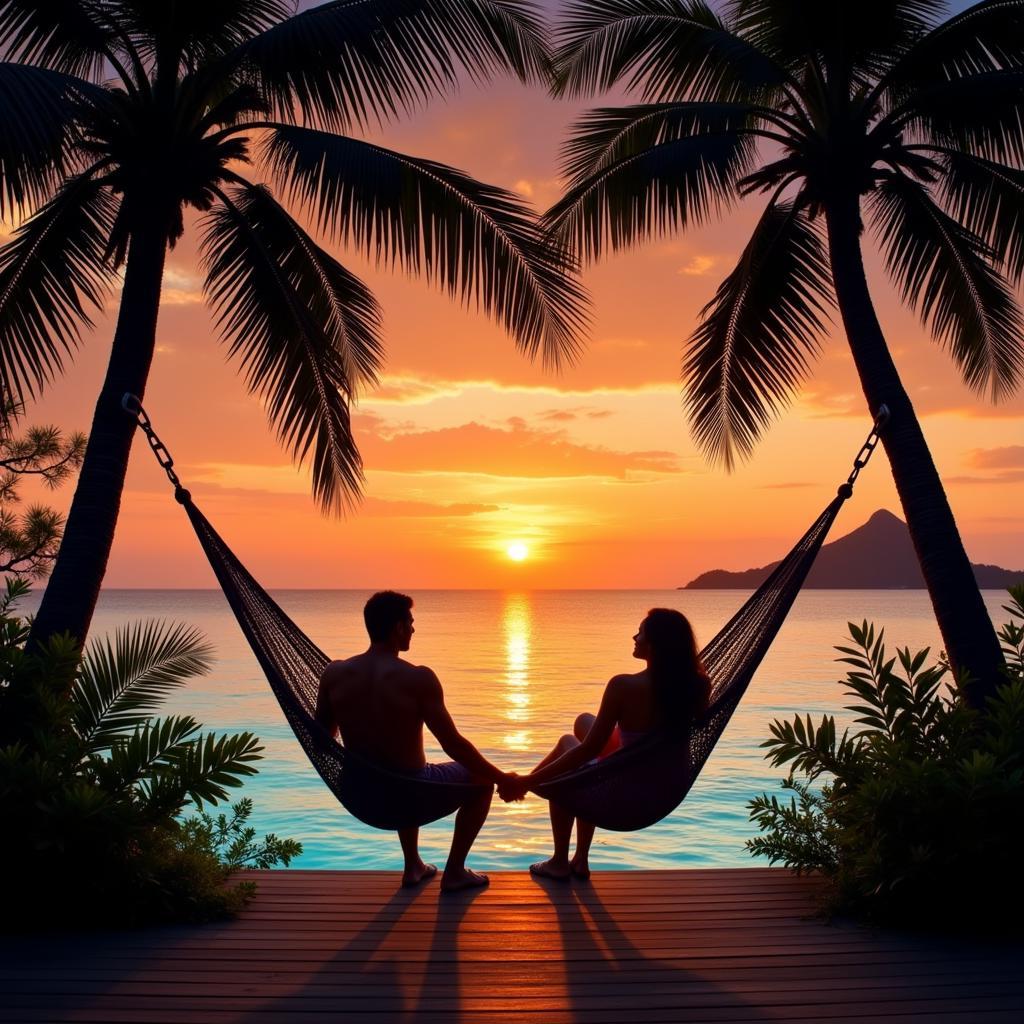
[
  {"xmin": 180, "ymin": 798, "xmax": 302, "ymax": 871},
  {"xmin": 0, "ymin": 402, "xmax": 85, "ymax": 578},
  {"xmin": 0, "ymin": 583, "xmax": 301, "ymax": 927},
  {"xmin": 747, "ymin": 586, "xmax": 1024, "ymax": 925}
]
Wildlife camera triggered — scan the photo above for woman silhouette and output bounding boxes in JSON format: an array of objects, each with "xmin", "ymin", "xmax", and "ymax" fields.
[{"xmin": 506, "ymin": 608, "xmax": 711, "ymax": 879}]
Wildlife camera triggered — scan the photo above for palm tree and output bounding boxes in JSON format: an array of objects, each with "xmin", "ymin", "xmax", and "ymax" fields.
[
  {"xmin": 545, "ymin": 0, "xmax": 1024, "ymax": 704},
  {"xmin": 0, "ymin": 1, "xmax": 586, "ymax": 650}
]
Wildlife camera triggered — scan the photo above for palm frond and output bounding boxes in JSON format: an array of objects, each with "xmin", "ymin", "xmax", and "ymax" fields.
[
  {"xmin": 897, "ymin": 70, "xmax": 1024, "ymax": 166},
  {"xmin": 553, "ymin": 0, "xmax": 786, "ymax": 101},
  {"xmin": 266, "ymin": 125, "xmax": 588, "ymax": 368},
  {"xmin": 0, "ymin": 61, "xmax": 99, "ymax": 219},
  {"xmin": 869, "ymin": 175, "xmax": 1024, "ymax": 400},
  {"xmin": 880, "ymin": 0, "xmax": 1024, "ymax": 100},
  {"xmin": 148, "ymin": 729, "xmax": 262, "ymax": 810},
  {"xmin": 234, "ymin": 0, "xmax": 549, "ymax": 131},
  {"xmin": 112, "ymin": 0, "xmax": 290, "ymax": 56},
  {"xmin": 202, "ymin": 182, "xmax": 384, "ymax": 514},
  {"xmin": 544, "ymin": 119, "xmax": 756, "ymax": 262},
  {"xmin": 0, "ymin": 174, "xmax": 117, "ymax": 408},
  {"xmin": 561, "ymin": 101, "xmax": 762, "ymax": 185},
  {"xmin": 939, "ymin": 149, "xmax": 1024, "ymax": 284},
  {"xmin": 683, "ymin": 199, "xmax": 833, "ymax": 468},
  {"xmin": 729, "ymin": 0, "xmax": 944, "ymax": 79},
  {"xmin": 98, "ymin": 714, "xmax": 203, "ymax": 793},
  {"xmin": 73, "ymin": 620, "xmax": 215, "ymax": 753},
  {"xmin": 0, "ymin": 0, "xmax": 114, "ymax": 78}
]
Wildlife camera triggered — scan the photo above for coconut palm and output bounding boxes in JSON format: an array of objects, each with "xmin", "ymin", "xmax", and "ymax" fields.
[
  {"xmin": 545, "ymin": 0, "xmax": 1024, "ymax": 703},
  {"xmin": 0, "ymin": 1, "xmax": 586, "ymax": 649}
]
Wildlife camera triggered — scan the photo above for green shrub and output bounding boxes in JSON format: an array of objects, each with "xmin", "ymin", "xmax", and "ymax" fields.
[
  {"xmin": 0, "ymin": 581, "xmax": 301, "ymax": 928},
  {"xmin": 747, "ymin": 586, "xmax": 1024, "ymax": 926}
]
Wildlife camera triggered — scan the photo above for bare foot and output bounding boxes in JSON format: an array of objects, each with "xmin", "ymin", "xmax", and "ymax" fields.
[
  {"xmin": 530, "ymin": 858, "xmax": 571, "ymax": 881},
  {"xmin": 570, "ymin": 855, "xmax": 591, "ymax": 880},
  {"xmin": 401, "ymin": 862, "xmax": 438, "ymax": 888},
  {"xmin": 440, "ymin": 868, "xmax": 490, "ymax": 893}
]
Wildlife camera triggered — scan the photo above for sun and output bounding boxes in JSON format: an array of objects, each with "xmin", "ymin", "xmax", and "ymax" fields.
[{"xmin": 506, "ymin": 542, "xmax": 529, "ymax": 562}]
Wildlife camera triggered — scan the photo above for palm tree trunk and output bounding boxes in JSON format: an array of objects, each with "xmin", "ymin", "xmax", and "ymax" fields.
[
  {"xmin": 824, "ymin": 191, "xmax": 1004, "ymax": 707},
  {"xmin": 29, "ymin": 219, "xmax": 168, "ymax": 652}
]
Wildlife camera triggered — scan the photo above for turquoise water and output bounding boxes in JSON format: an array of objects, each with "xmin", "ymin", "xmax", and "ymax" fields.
[{"xmin": 24, "ymin": 589, "xmax": 1010, "ymax": 872}]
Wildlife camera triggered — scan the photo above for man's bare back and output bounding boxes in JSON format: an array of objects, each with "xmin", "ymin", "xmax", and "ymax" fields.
[
  {"xmin": 317, "ymin": 652, "xmax": 433, "ymax": 773},
  {"xmin": 314, "ymin": 591, "xmax": 515, "ymax": 892}
]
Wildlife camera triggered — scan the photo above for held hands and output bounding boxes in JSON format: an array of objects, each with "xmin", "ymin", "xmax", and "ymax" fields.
[{"xmin": 498, "ymin": 771, "xmax": 531, "ymax": 803}]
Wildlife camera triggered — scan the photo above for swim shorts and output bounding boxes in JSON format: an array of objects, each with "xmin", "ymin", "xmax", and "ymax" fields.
[{"xmin": 415, "ymin": 761, "xmax": 474, "ymax": 784}]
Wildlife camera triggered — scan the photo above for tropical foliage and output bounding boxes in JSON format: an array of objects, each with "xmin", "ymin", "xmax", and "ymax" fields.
[
  {"xmin": 0, "ymin": 1, "xmax": 587, "ymax": 648},
  {"xmin": 0, "ymin": 403, "xmax": 85, "ymax": 577},
  {"xmin": 544, "ymin": 0, "xmax": 1024, "ymax": 697},
  {"xmin": 747, "ymin": 586, "xmax": 1024, "ymax": 925},
  {"xmin": 0, "ymin": 582, "xmax": 300, "ymax": 927}
]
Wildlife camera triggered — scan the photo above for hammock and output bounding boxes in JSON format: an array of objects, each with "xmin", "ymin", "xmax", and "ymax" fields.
[{"xmin": 126, "ymin": 396, "xmax": 886, "ymax": 832}]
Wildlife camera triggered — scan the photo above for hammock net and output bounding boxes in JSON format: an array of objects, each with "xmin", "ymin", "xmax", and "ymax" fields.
[
  {"xmin": 180, "ymin": 488, "xmax": 847, "ymax": 831},
  {"xmin": 133, "ymin": 396, "xmax": 883, "ymax": 833}
]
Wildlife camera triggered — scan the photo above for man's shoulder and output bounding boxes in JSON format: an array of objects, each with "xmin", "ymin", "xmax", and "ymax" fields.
[
  {"xmin": 320, "ymin": 656, "xmax": 356, "ymax": 683},
  {"xmin": 403, "ymin": 661, "xmax": 439, "ymax": 686}
]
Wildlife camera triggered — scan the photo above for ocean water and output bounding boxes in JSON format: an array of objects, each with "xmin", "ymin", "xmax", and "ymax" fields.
[{"xmin": 23, "ymin": 589, "xmax": 1012, "ymax": 872}]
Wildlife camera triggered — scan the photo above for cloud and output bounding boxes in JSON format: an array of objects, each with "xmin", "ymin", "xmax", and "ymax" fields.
[
  {"xmin": 537, "ymin": 406, "xmax": 617, "ymax": 423},
  {"xmin": 356, "ymin": 417, "xmax": 680, "ymax": 479},
  {"xmin": 161, "ymin": 265, "xmax": 204, "ymax": 306},
  {"xmin": 367, "ymin": 377, "xmax": 468, "ymax": 404},
  {"xmin": 947, "ymin": 470, "xmax": 1024, "ymax": 485},
  {"xmin": 361, "ymin": 497, "xmax": 501, "ymax": 518},
  {"xmin": 678, "ymin": 255, "xmax": 717, "ymax": 276},
  {"xmin": 508, "ymin": 177, "xmax": 563, "ymax": 206},
  {"xmin": 362, "ymin": 374, "xmax": 677, "ymax": 406},
  {"xmin": 967, "ymin": 446, "xmax": 1024, "ymax": 470}
]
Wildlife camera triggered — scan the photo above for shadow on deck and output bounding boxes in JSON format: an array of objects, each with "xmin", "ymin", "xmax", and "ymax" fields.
[{"xmin": 3, "ymin": 868, "xmax": 1022, "ymax": 1023}]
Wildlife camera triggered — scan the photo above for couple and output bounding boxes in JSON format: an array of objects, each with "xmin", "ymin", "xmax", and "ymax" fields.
[{"xmin": 315, "ymin": 591, "xmax": 711, "ymax": 893}]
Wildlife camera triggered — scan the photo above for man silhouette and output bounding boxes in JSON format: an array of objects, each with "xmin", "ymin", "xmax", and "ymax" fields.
[{"xmin": 316, "ymin": 591, "xmax": 514, "ymax": 892}]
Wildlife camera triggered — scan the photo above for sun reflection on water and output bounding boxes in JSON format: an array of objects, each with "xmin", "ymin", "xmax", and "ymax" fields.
[{"xmin": 501, "ymin": 593, "xmax": 533, "ymax": 751}]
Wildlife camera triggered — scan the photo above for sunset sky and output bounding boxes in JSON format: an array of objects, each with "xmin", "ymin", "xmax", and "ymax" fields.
[{"xmin": 10, "ymin": 0, "xmax": 1023, "ymax": 590}]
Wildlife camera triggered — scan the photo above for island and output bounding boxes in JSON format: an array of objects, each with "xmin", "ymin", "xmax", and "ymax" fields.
[{"xmin": 683, "ymin": 509, "xmax": 1024, "ymax": 590}]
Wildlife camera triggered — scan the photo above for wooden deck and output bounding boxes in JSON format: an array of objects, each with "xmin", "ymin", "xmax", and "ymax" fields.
[{"xmin": 3, "ymin": 869, "xmax": 1021, "ymax": 1023}]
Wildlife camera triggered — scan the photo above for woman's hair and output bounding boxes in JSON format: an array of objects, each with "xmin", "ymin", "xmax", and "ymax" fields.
[{"xmin": 642, "ymin": 608, "xmax": 711, "ymax": 729}]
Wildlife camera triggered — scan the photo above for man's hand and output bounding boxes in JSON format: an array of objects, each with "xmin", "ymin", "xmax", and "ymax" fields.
[{"xmin": 498, "ymin": 771, "xmax": 530, "ymax": 803}]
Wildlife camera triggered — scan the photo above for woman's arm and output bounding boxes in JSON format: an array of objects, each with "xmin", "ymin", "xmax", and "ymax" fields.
[{"xmin": 527, "ymin": 679, "xmax": 622, "ymax": 788}]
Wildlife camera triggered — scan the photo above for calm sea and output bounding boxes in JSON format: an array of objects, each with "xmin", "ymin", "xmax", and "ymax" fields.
[{"xmin": 23, "ymin": 589, "xmax": 1012, "ymax": 872}]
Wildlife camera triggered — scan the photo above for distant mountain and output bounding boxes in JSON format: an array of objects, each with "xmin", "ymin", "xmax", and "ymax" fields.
[{"xmin": 682, "ymin": 509, "xmax": 1024, "ymax": 590}]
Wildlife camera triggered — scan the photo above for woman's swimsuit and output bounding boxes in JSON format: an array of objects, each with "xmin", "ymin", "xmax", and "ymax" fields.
[
  {"xmin": 617, "ymin": 727, "xmax": 650, "ymax": 747},
  {"xmin": 594, "ymin": 725, "xmax": 650, "ymax": 762}
]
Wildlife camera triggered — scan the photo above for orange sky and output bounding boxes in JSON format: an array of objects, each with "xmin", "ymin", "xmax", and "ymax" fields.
[{"xmin": 10, "ymin": 4, "xmax": 1024, "ymax": 589}]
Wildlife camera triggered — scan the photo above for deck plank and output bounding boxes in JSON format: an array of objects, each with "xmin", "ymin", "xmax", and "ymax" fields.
[{"xmin": 2, "ymin": 869, "xmax": 1019, "ymax": 1023}]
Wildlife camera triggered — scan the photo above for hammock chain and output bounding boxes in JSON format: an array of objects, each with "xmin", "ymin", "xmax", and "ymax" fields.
[
  {"xmin": 839, "ymin": 404, "xmax": 889, "ymax": 500},
  {"xmin": 121, "ymin": 393, "xmax": 190, "ymax": 503}
]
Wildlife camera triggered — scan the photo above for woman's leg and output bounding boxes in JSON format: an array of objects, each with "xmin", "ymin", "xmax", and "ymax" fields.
[
  {"xmin": 571, "ymin": 713, "xmax": 602, "ymax": 877},
  {"xmin": 531, "ymin": 733, "xmax": 578, "ymax": 879},
  {"xmin": 573, "ymin": 712, "xmax": 596, "ymax": 741},
  {"xmin": 532, "ymin": 730, "xmax": 575, "ymax": 772},
  {"xmin": 571, "ymin": 821, "xmax": 595, "ymax": 879}
]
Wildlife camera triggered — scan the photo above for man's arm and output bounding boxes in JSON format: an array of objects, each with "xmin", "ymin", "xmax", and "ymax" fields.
[
  {"xmin": 419, "ymin": 668, "xmax": 508, "ymax": 785},
  {"xmin": 314, "ymin": 668, "xmax": 340, "ymax": 740}
]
